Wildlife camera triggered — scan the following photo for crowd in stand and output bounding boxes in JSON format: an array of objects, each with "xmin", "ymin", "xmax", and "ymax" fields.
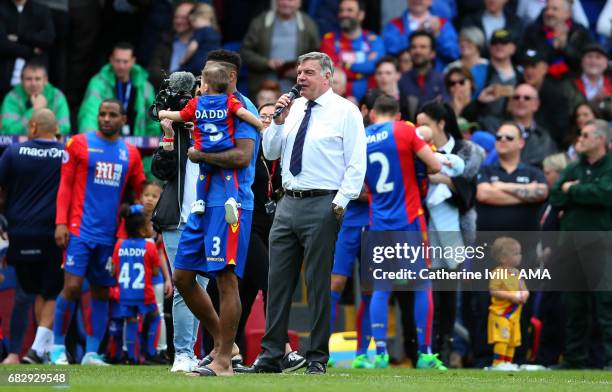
[{"xmin": 0, "ymin": 0, "xmax": 612, "ymax": 370}]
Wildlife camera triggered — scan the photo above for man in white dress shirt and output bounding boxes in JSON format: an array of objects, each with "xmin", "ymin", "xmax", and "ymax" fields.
[{"xmin": 244, "ymin": 52, "xmax": 366, "ymax": 375}]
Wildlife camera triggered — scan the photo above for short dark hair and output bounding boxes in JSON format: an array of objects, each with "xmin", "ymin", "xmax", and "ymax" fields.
[
  {"xmin": 21, "ymin": 59, "xmax": 47, "ymax": 77},
  {"xmin": 203, "ymin": 64, "xmax": 230, "ymax": 93},
  {"xmin": 340, "ymin": 0, "xmax": 366, "ymax": 11},
  {"xmin": 410, "ymin": 30, "xmax": 436, "ymax": 51},
  {"xmin": 498, "ymin": 121, "xmax": 523, "ymax": 139},
  {"xmin": 207, "ymin": 49, "xmax": 242, "ymax": 70},
  {"xmin": 258, "ymin": 102, "xmax": 275, "ymax": 112},
  {"xmin": 120, "ymin": 204, "xmax": 147, "ymax": 239},
  {"xmin": 373, "ymin": 94, "xmax": 399, "ymax": 116},
  {"xmin": 112, "ymin": 41, "xmax": 135, "ymax": 54},
  {"xmin": 418, "ymin": 101, "xmax": 463, "ymax": 141},
  {"xmin": 375, "ymin": 56, "xmax": 399, "ymax": 72},
  {"xmin": 360, "ymin": 89, "xmax": 384, "ymax": 111},
  {"xmin": 100, "ymin": 98, "xmax": 125, "ymax": 115}
]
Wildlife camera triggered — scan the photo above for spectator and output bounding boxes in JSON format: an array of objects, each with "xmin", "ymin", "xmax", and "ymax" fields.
[
  {"xmin": 398, "ymin": 48, "xmax": 412, "ymax": 73},
  {"xmin": 573, "ymin": 43, "xmax": 612, "ymax": 103},
  {"xmin": 374, "ymin": 56, "xmax": 401, "ymax": 100},
  {"xmin": 517, "ymin": 0, "xmax": 590, "ymax": 27},
  {"xmin": 461, "ymin": 0, "xmax": 525, "ymax": 48},
  {"xmin": 148, "ymin": 1, "xmax": 195, "ymax": 91},
  {"xmin": 179, "ymin": 3, "xmax": 221, "ymax": 77},
  {"xmin": 32, "ymin": 0, "xmax": 69, "ymax": 91},
  {"xmin": 0, "ymin": 0, "xmax": 55, "ymax": 98},
  {"xmin": 473, "ymin": 121, "xmax": 548, "ymax": 367},
  {"xmin": 534, "ymin": 152, "xmax": 570, "ymax": 367},
  {"xmin": 151, "ymin": 118, "xmax": 210, "ymax": 373},
  {"xmin": 241, "ymin": 0, "xmax": 320, "ymax": 95},
  {"xmin": 596, "ymin": 0, "xmax": 612, "ymax": 43},
  {"xmin": 549, "ymin": 119, "xmax": 612, "ymax": 369},
  {"xmin": 1, "ymin": 60, "xmax": 70, "ymax": 135},
  {"xmin": 475, "ymin": 28, "xmax": 520, "ymax": 132},
  {"xmin": 0, "ymin": 109, "xmax": 64, "ymax": 364},
  {"xmin": 507, "ymin": 83, "xmax": 559, "ymax": 167},
  {"xmin": 566, "ymin": 101, "xmax": 602, "ymax": 152},
  {"xmin": 78, "ymin": 42, "xmax": 157, "ymax": 136},
  {"xmin": 398, "ymin": 31, "xmax": 447, "ymax": 112},
  {"xmin": 320, "ymin": 0, "xmax": 385, "ymax": 102},
  {"xmin": 444, "ymin": 27, "xmax": 489, "ymax": 96},
  {"xmin": 445, "ymin": 66, "xmax": 479, "ymax": 123},
  {"xmin": 522, "ymin": 0, "xmax": 593, "ymax": 79},
  {"xmin": 383, "ymin": 0, "xmax": 460, "ymax": 68},
  {"xmin": 255, "ymin": 80, "xmax": 281, "ymax": 108},
  {"xmin": 519, "ymin": 47, "xmax": 583, "ymax": 148}
]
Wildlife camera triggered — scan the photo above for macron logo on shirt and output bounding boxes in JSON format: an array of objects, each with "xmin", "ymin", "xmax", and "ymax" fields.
[
  {"xmin": 94, "ymin": 161, "xmax": 123, "ymax": 187},
  {"xmin": 18, "ymin": 146, "xmax": 64, "ymax": 159}
]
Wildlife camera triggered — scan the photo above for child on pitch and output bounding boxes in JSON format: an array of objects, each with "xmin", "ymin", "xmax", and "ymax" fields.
[
  {"xmin": 112, "ymin": 205, "xmax": 163, "ymax": 364},
  {"xmin": 158, "ymin": 64, "xmax": 263, "ymax": 224},
  {"xmin": 487, "ymin": 237, "xmax": 529, "ymax": 371}
]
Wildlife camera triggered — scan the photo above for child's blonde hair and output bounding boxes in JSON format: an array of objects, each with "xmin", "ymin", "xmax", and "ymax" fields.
[
  {"xmin": 202, "ymin": 64, "xmax": 230, "ymax": 94},
  {"xmin": 491, "ymin": 237, "xmax": 521, "ymax": 263},
  {"xmin": 189, "ymin": 3, "xmax": 219, "ymax": 32}
]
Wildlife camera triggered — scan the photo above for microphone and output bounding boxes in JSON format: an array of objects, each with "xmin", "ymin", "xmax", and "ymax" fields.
[
  {"xmin": 168, "ymin": 71, "xmax": 196, "ymax": 93},
  {"xmin": 273, "ymin": 84, "xmax": 302, "ymax": 119}
]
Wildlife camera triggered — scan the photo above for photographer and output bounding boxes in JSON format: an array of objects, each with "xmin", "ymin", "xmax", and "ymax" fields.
[{"xmin": 151, "ymin": 116, "xmax": 209, "ymax": 373}]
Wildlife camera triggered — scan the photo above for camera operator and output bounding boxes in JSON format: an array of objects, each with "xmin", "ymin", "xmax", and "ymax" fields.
[{"xmin": 151, "ymin": 114, "xmax": 209, "ymax": 373}]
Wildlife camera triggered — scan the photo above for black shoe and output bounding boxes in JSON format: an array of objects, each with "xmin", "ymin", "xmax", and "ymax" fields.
[
  {"xmin": 143, "ymin": 352, "xmax": 169, "ymax": 365},
  {"xmin": 281, "ymin": 351, "xmax": 307, "ymax": 373},
  {"xmin": 234, "ymin": 358, "xmax": 282, "ymax": 374},
  {"xmin": 198, "ymin": 354, "xmax": 244, "ymax": 368},
  {"xmin": 305, "ymin": 361, "xmax": 326, "ymax": 375},
  {"xmin": 21, "ymin": 349, "xmax": 48, "ymax": 364}
]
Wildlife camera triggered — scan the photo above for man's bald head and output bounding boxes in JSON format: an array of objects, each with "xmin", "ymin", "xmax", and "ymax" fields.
[{"xmin": 28, "ymin": 109, "xmax": 58, "ymax": 139}]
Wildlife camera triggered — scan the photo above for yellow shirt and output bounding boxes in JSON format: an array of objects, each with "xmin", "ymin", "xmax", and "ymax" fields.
[{"xmin": 488, "ymin": 267, "xmax": 526, "ymax": 321}]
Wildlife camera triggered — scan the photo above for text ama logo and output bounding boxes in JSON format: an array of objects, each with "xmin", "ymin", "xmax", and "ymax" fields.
[{"xmin": 94, "ymin": 161, "xmax": 123, "ymax": 187}]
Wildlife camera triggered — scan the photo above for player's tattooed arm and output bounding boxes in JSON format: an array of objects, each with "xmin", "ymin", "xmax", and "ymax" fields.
[{"xmin": 187, "ymin": 138, "xmax": 255, "ymax": 168}]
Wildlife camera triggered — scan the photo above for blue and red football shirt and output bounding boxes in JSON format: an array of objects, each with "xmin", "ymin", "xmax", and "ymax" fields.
[
  {"xmin": 179, "ymin": 93, "xmax": 244, "ymax": 152},
  {"xmin": 56, "ymin": 132, "xmax": 145, "ymax": 246},
  {"xmin": 365, "ymin": 121, "xmax": 427, "ymax": 230},
  {"xmin": 320, "ymin": 30, "xmax": 385, "ymax": 101},
  {"xmin": 112, "ymin": 238, "xmax": 159, "ymax": 305}
]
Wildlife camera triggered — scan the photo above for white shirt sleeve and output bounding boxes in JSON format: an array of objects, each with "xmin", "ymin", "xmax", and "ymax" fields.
[
  {"xmin": 333, "ymin": 104, "xmax": 367, "ymax": 209},
  {"xmin": 597, "ymin": 0, "xmax": 612, "ymax": 37},
  {"xmin": 262, "ymin": 122, "xmax": 284, "ymax": 160}
]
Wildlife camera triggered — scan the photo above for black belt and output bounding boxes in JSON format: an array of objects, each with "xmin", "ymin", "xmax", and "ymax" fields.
[{"xmin": 285, "ymin": 189, "xmax": 336, "ymax": 198}]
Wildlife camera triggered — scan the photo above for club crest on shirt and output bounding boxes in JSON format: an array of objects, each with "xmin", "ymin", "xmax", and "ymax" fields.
[
  {"xmin": 119, "ymin": 148, "xmax": 128, "ymax": 162},
  {"xmin": 94, "ymin": 161, "xmax": 123, "ymax": 187},
  {"xmin": 230, "ymin": 222, "xmax": 239, "ymax": 233}
]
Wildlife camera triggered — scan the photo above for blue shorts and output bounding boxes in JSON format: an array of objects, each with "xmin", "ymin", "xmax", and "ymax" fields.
[
  {"xmin": 115, "ymin": 302, "xmax": 158, "ymax": 318},
  {"xmin": 64, "ymin": 235, "xmax": 116, "ymax": 287},
  {"xmin": 332, "ymin": 224, "xmax": 368, "ymax": 277},
  {"xmin": 174, "ymin": 207, "xmax": 252, "ymax": 279}
]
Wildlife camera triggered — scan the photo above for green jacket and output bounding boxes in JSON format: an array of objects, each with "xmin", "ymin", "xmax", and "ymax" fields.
[
  {"xmin": 0, "ymin": 83, "xmax": 70, "ymax": 135},
  {"xmin": 550, "ymin": 153, "xmax": 612, "ymax": 230},
  {"xmin": 77, "ymin": 63, "xmax": 158, "ymax": 136}
]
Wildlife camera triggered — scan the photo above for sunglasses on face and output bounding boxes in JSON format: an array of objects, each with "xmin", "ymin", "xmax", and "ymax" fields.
[
  {"xmin": 512, "ymin": 95, "xmax": 535, "ymax": 101},
  {"xmin": 496, "ymin": 134, "xmax": 515, "ymax": 142},
  {"xmin": 578, "ymin": 132, "xmax": 592, "ymax": 139},
  {"xmin": 448, "ymin": 79, "xmax": 466, "ymax": 87}
]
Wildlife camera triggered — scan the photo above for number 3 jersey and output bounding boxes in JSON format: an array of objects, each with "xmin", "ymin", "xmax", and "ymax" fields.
[
  {"xmin": 112, "ymin": 238, "xmax": 160, "ymax": 305},
  {"xmin": 365, "ymin": 121, "xmax": 426, "ymax": 231},
  {"xmin": 179, "ymin": 93, "xmax": 244, "ymax": 153},
  {"xmin": 56, "ymin": 132, "xmax": 145, "ymax": 246}
]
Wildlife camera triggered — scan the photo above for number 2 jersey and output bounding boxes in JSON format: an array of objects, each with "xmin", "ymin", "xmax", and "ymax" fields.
[
  {"xmin": 365, "ymin": 121, "xmax": 427, "ymax": 231},
  {"xmin": 179, "ymin": 93, "xmax": 244, "ymax": 153},
  {"xmin": 112, "ymin": 238, "xmax": 160, "ymax": 305},
  {"xmin": 56, "ymin": 132, "xmax": 145, "ymax": 246}
]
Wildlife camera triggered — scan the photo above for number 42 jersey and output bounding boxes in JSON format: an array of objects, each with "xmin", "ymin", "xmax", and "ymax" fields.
[
  {"xmin": 365, "ymin": 121, "xmax": 427, "ymax": 231},
  {"xmin": 112, "ymin": 238, "xmax": 160, "ymax": 305}
]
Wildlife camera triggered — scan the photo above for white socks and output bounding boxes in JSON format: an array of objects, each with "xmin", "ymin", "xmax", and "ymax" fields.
[{"xmin": 31, "ymin": 326, "xmax": 53, "ymax": 357}]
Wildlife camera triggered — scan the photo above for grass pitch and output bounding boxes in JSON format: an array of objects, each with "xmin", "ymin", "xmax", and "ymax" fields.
[{"xmin": 0, "ymin": 365, "xmax": 610, "ymax": 392}]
